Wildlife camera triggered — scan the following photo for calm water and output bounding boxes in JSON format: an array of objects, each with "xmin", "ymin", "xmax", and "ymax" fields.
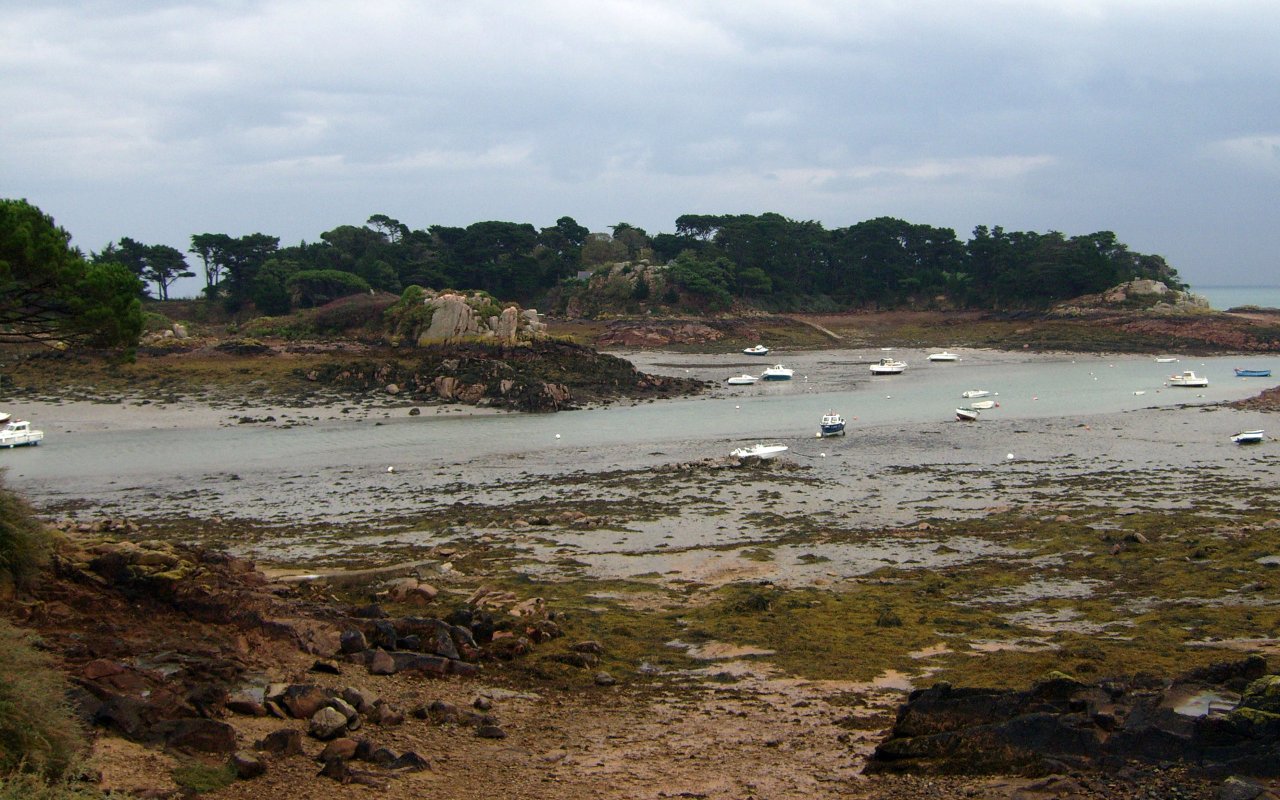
[
  {"xmin": 5, "ymin": 352, "xmax": 1277, "ymax": 493},
  {"xmin": 1192, "ymin": 285, "xmax": 1280, "ymax": 310}
]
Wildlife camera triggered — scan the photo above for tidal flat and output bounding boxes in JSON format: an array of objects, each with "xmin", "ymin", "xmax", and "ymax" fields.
[{"xmin": 4, "ymin": 347, "xmax": 1280, "ymax": 797}]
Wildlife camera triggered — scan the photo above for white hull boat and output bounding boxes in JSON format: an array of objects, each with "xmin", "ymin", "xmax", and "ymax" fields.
[
  {"xmin": 1166, "ymin": 370, "xmax": 1208, "ymax": 388},
  {"xmin": 743, "ymin": 344, "xmax": 770, "ymax": 356},
  {"xmin": 928, "ymin": 352, "xmax": 959, "ymax": 362},
  {"xmin": 726, "ymin": 374, "xmax": 759, "ymax": 385},
  {"xmin": 819, "ymin": 412, "xmax": 846, "ymax": 437},
  {"xmin": 731, "ymin": 443, "xmax": 789, "ymax": 460},
  {"xmin": 1232, "ymin": 430, "xmax": 1265, "ymax": 445},
  {"xmin": 955, "ymin": 407, "xmax": 979, "ymax": 422},
  {"xmin": 760, "ymin": 364, "xmax": 794, "ymax": 381},
  {"xmin": 1155, "ymin": 357, "xmax": 1179, "ymax": 363},
  {"xmin": 0, "ymin": 415, "xmax": 44, "ymax": 448},
  {"xmin": 961, "ymin": 389, "xmax": 991, "ymax": 399},
  {"xmin": 969, "ymin": 400, "xmax": 998, "ymax": 410},
  {"xmin": 870, "ymin": 358, "xmax": 907, "ymax": 374}
]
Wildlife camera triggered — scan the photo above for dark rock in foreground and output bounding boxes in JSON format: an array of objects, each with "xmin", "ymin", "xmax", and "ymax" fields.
[{"xmin": 867, "ymin": 657, "xmax": 1280, "ymax": 779}]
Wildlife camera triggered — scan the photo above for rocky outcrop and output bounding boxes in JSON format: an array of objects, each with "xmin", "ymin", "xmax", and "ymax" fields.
[
  {"xmin": 1053, "ymin": 280, "xmax": 1211, "ymax": 316},
  {"xmin": 301, "ymin": 339, "xmax": 705, "ymax": 412},
  {"xmin": 867, "ymin": 657, "xmax": 1280, "ymax": 778},
  {"xmin": 385, "ymin": 288, "xmax": 546, "ymax": 346}
]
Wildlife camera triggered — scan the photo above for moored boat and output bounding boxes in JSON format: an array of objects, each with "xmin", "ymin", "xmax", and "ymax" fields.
[
  {"xmin": 1155, "ymin": 356, "xmax": 1179, "ymax": 363},
  {"xmin": 955, "ymin": 407, "xmax": 979, "ymax": 422},
  {"xmin": 743, "ymin": 344, "xmax": 770, "ymax": 356},
  {"xmin": 1167, "ymin": 370, "xmax": 1208, "ymax": 387},
  {"xmin": 0, "ymin": 415, "xmax": 44, "ymax": 448},
  {"xmin": 928, "ymin": 352, "xmax": 959, "ymax": 362},
  {"xmin": 960, "ymin": 389, "xmax": 991, "ymax": 399},
  {"xmin": 760, "ymin": 364, "xmax": 794, "ymax": 381},
  {"xmin": 731, "ymin": 443, "xmax": 789, "ymax": 459},
  {"xmin": 1232, "ymin": 430, "xmax": 1265, "ymax": 445},
  {"xmin": 870, "ymin": 357, "xmax": 906, "ymax": 374},
  {"xmin": 726, "ymin": 374, "xmax": 759, "ymax": 385},
  {"xmin": 819, "ymin": 411, "xmax": 846, "ymax": 437},
  {"xmin": 1234, "ymin": 368, "xmax": 1272, "ymax": 378},
  {"xmin": 969, "ymin": 399, "xmax": 998, "ymax": 410}
]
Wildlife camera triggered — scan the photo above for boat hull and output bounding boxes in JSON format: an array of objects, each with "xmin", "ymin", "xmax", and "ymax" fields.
[
  {"xmin": 955, "ymin": 408, "xmax": 979, "ymax": 422},
  {"xmin": 1234, "ymin": 369, "xmax": 1272, "ymax": 378},
  {"xmin": 820, "ymin": 424, "xmax": 846, "ymax": 437},
  {"xmin": 1232, "ymin": 430, "xmax": 1265, "ymax": 445}
]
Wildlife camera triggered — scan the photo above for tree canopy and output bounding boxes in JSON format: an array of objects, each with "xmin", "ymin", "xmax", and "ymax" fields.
[{"xmin": 0, "ymin": 198, "xmax": 142, "ymax": 348}]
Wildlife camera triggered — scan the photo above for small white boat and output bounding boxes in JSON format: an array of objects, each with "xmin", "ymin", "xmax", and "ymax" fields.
[
  {"xmin": 0, "ymin": 415, "xmax": 44, "ymax": 448},
  {"xmin": 731, "ymin": 443, "xmax": 789, "ymax": 460},
  {"xmin": 969, "ymin": 400, "xmax": 998, "ymax": 410},
  {"xmin": 1232, "ymin": 430, "xmax": 1265, "ymax": 445},
  {"xmin": 726, "ymin": 374, "xmax": 759, "ymax": 386},
  {"xmin": 743, "ymin": 344, "xmax": 770, "ymax": 356},
  {"xmin": 928, "ymin": 352, "xmax": 959, "ymax": 362},
  {"xmin": 819, "ymin": 411, "xmax": 846, "ymax": 437},
  {"xmin": 760, "ymin": 364, "xmax": 794, "ymax": 381},
  {"xmin": 1166, "ymin": 370, "xmax": 1208, "ymax": 388},
  {"xmin": 961, "ymin": 389, "xmax": 991, "ymax": 399},
  {"xmin": 1155, "ymin": 356, "xmax": 1179, "ymax": 363},
  {"xmin": 870, "ymin": 358, "xmax": 906, "ymax": 375},
  {"xmin": 955, "ymin": 407, "xmax": 979, "ymax": 422}
]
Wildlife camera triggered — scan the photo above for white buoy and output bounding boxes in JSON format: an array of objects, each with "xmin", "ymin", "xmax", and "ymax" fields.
[
  {"xmin": 1006, "ymin": 453, "xmax": 1015, "ymax": 460},
  {"xmin": 820, "ymin": 452, "xmax": 827, "ymax": 458},
  {"xmin": 735, "ymin": 405, "xmax": 740, "ymax": 409},
  {"xmin": 386, "ymin": 466, "xmax": 396, "ymax": 473},
  {"xmin": 554, "ymin": 433, "xmax": 561, "ymax": 439}
]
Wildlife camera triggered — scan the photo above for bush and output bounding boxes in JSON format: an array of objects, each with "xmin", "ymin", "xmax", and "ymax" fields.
[
  {"xmin": 0, "ymin": 773, "xmax": 103, "ymax": 800},
  {"xmin": 0, "ymin": 620, "xmax": 86, "ymax": 781},
  {"xmin": 0, "ymin": 479, "xmax": 50, "ymax": 592}
]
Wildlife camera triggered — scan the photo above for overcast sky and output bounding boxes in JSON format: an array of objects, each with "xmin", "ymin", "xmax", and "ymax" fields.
[{"xmin": 3, "ymin": 0, "xmax": 1278, "ymax": 293}]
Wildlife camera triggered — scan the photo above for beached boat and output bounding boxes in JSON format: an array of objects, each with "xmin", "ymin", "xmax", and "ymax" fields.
[
  {"xmin": 969, "ymin": 399, "xmax": 998, "ymax": 410},
  {"xmin": 1232, "ymin": 430, "xmax": 1265, "ymax": 445},
  {"xmin": 960, "ymin": 389, "xmax": 991, "ymax": 399},
  {"xmin": 819, "ymin": 412, "xmax": 846, "ymax": 437},
  {"xmin": 760, "ymin": 364, "xmax": 794, "ymax": 381},
  {"xmin": 955, "ymin": 407, "xmax": 979, "ymax": 422},
  {"xmin": 725, "ymin": 374, "xmax": 759, "ymax": 386},
  {"xmin": 731, "ymin": 443, "xmax": 789, "ymax": 459},
  {"xmin": 0, "ymin": 415, "xmax": 44, "ymax": 448},
  {"xmin": 928, "ymin": 352, "xmax": 959, "ymax": 362},
  {"xmin": 869, "ymin": 358, "xmax": 906, "ymax": 375},
  {"xmin": 1167, "ymin": 370, "xmax": 1208, "ymax": 387},
  {"xmin": 743, "ymin": 344, "xmax": 770, "ymax": 356},
  {"xmin": 1234, "ymin": 368, "xmax": 1272, "ymax": 378},
  {"xmin": 1155, "ymin": 356, "xmax": 1179, "ymax": 363}
]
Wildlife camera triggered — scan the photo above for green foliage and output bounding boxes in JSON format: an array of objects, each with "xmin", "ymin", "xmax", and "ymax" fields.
[
  {"xmin": 0, "ymin": 479, "xmax": 51, "ymax": 592},
  {"xmin": 0, "ymin": 774, "xmax": 103, "ymax": 800},
  {"xmin": 285, "ymin": 269, "xmax": 370, "ymax": 308},
  {"xmin": 384, "ymin": 285, "xmax": 434, "ymax": 344},
  {"xmin": 171, "ymin": 760, "xmax": 236, "ymax": 793},
  {"xmin": 0, "ymin": 198, "xmax": 142, "ymax": 348},
  {"xmin": 309, "ymin": 292, "xmax": 398, "ymax": 334},
  {"xmin": 0, "ymin": 619, "xmax": 86, "ymax": 781},
  {"xmin": 667, "ymin": 252, "xmax": 734, "ymax": 310}
]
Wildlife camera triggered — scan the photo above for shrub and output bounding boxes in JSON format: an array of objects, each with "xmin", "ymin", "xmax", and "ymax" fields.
[
  {"xmin": 0, "ymin": 620, "xmax": 86, "ymax": 781},
  {"xmin": 0, "ymin": 479, "xmax": 50, "ymax": 592},
  {"xmin": 0, "ymin": 773, "xmax": 103, "ymax": 799},
  {"xmin": 171, "ymin": 760, "xmax": 236, "ymax": 793}
]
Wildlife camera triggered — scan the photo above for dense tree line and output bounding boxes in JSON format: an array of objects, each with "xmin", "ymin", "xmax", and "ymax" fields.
[{"xmin": 84, "ymin": 209, "xmax": 1182, "ymax": 318}]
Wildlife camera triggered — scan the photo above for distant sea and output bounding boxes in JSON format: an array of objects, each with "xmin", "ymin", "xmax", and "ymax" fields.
[{"xmin": 1191, "ymin": 285, "xmax": 1280, "ymax": 310}]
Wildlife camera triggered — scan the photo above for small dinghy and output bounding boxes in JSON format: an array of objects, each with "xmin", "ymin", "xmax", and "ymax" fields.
[
  {"xmin": 1232, "ymin": 430, "xmax": 1265, "ymax": 445},
  {"xmin": 731, "ymin": 443, "xmax": 789, "ymax": 460},
  {"xmin": 955, "ymin": 407, "xmax": 979, "ymax": 422},
  {"xmin": 743, "ymin": 344, "xmax": 770, "ymax": 356},
  {"xmin": 961, "ymin": 389, "xmax": 991, "ymax": 399},
  {"xmin": 1234, "ymin": 368, "xmax": 1272, "ymax": 378},
  {"xmin": 726, "ymin": 374, "xmax": 759, "ymax": 385},
  {"xmin": 928, "ymin": 352, "xmax": 959, "ymax": 362}
]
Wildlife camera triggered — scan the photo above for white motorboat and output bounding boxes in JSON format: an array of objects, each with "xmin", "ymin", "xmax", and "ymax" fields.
[
  {"xmin": 819, "ymin": 412, "xmax": 846, "ymax": 437},
  {"xmin": 1166, "ymin": 370, "xmax": 1208, "ymax": 388},
  {"xmin": 760, "ymin": 364, "xmax": 794, "ymax": 381},
  {"xmin": 961, "ymin": 389, "xmax": 991, "ymax": 399},
  {"xmin": 928, "ymin": 352, "xmax": 959, "ymax": 362},
  {"xmin": 969, "ymin": 399, "xmax": 998, "ymax": 410},
  {"xmin": 1155, "ymin": 356, "xmax": 1179, "ymax": 363},
  {"xmin": 743, "ymin": 344, "xmax": 770, "ymax": 356},
  {"xmin": 731, "ymin": 443, "xmax": 789, "ymax": 460},
  {"xmin": 1232, "ymin": 430, "xmax": 1265, "ymax": 445},
  {"xmin": 0, "ymin": 415, "xmax": 44, "ymax": 448},
  {"xmin": 870, "ymin": 358, "xmax": 906, "ymax": 375},
  {"xmin": 955, "ymin": 407, "xmax": 979, "ymax": 422},
  {"xmin": 726, "ymin": 374, "xmax": 759, "ymax": 386}
]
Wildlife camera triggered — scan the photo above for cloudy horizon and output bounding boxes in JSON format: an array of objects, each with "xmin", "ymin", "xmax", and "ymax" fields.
[{"xmin": 3, "ymin": 0, "xmax": 1278, "ymax": 293}]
